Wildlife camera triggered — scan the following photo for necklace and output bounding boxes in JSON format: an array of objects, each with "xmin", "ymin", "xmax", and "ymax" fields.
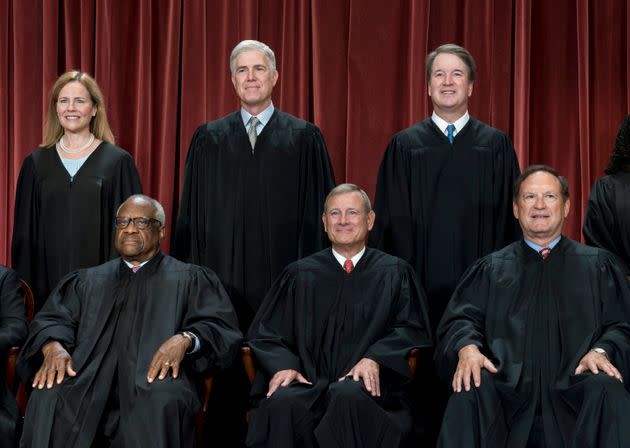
[{"xmin": 57, "ymin": 133, "xmax": 95, "ymax": 154}]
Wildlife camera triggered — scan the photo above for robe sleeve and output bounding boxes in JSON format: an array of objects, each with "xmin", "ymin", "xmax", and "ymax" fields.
[
  {"xmin": 586, "ymin": 253, "xmax": 630, "ymax": 374},
  {"xmin": 434, "ymin": 258, "xmax": 493, "ymax": 382},
  {"xmin": 16, "ymin": 272, "xmax": 83, "ymax": 383},
  {"xmin": 296, "ymin": 125, "xmax": 336, "ymax": 258},
  {"xmin": 369, "ymin": 137, "xmax": 415, "ymax": 263},
  {"xmin": 180, "ymin": 266, "xmax": 242, "ymax": 373},
  {"xmin": 363, "ymin": 261, "xmax": 432, "ymax": 377},
  {"xmin": 246, "ymin": 267, "xmax": 302, "ymax": 376},
  {"xmin": 0, "ymin": 268, "xmax": 27, "ymax": 352},
  {"xmin": 11, "ymin": 155, "xmax": 39, "ymax": 290},
  {"xmin": 171, "ymin": 126, "xmax": 206, "ymax": 263}
]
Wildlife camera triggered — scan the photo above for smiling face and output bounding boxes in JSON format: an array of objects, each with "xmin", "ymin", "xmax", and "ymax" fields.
[
  {"xmin": 427, "ymin": 52, "xmax": 474, "ymax": 120},
  {"xmin": 115, "ymin": 198, "xmax": 164, "ymax": 264},
  {"xmin": 513, "ymin": 171, "xmax": 570, "ymax": 245},
  {"xmin": 56, "ymin": 81, "xmax": 97, "ymax": 134},
  {"xmin": 231, "ymin": 50, "xmax": 278, "ymax": 115},
  {"xmin": 322, "ymin": 191, "xmax": 375, "ymax": 256}
]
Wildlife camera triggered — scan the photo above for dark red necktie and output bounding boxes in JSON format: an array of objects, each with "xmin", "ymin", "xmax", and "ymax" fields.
[
  {"xmin": 343, "ymin": 259, "xmax": 354, "ymax": 273},
  {"xmin": 539, "ymin": 247, "xmax": 551, "ymax": 260}
]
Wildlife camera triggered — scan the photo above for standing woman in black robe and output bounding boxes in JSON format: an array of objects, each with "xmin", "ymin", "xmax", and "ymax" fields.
[
  {"xmin": 11, "ymin": 71, "xmax": 142, "ymax": 309},
  {"xmin": 583, "ymin": 115, "xmax": 630, "ymax": 272}
]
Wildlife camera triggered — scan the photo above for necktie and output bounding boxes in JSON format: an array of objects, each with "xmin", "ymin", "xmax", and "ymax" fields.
[
  {"xmin": 131, "ymin": 265, "xmax": 140, "ymax": 273},
  {"xmin": 343, "ymin": 259, "xmax": 354, "ymax": 273},
  {"xmin": 446, "ymin": 124, "xmax": 455, "ymax": 144},
  {"xmin": 247, "ymin": 116, "xmax": 260, "ymax": 153},
  {"xmin": 539, "ymin": 247, "xmax": 551, "ymax": 260}
]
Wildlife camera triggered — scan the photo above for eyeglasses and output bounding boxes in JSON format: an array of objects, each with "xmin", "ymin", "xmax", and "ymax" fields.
[{"xmin": 114, "ymin": 216, "xmax": 161, "ymax": 230}]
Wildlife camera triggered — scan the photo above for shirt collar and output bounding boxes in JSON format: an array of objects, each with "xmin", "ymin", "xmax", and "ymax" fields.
[
  {"xmin": 123, "ymin": 258, "xmax": 151, "ymax": 271},
  {"xmin": 240, "ymin": 102, "xmax": 275, "ymax": 128},
  {"xmin": 524, "ymin": 235, "xmax": 562, "ymax": 253},
  {"xmin": 431, "ymin": 111, "xmax": 470, "ymax": 137},
  {"xmin": 332, "ymin": 246, "xmax": 366, "ymax": 268}
]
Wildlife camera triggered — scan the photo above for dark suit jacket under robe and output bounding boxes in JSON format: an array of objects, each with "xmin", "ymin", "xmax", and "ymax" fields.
[
  {"xmin": 435, "ymin": 238, "xmax": 630, "ymax": 447},
  {"xmin": 17, "ymin": 254, "xmax": 242, "ymax": 448}
]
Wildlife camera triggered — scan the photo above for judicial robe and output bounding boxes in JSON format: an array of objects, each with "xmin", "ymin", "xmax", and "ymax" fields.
[
  {"xmin": 17, "ymin": 254, "xmax": 242, "ymax": 448},
  {"xmin": 583, "ymin": 172, "xmax": 630, "ymax": 272},
  {"xmin": 369, "ymin": 117, "xmax": 520, "ymax": 326},
  {"xmin": 435, "ymin": 238, "xmax": 630, "ymax": 447},
  {"xmin": 11, "ymin": 143, "xmax": 142, "ymax": 309},
  {"xmin": 0, "ymin": 266, "xmax": 27, "ymax": 447},
  {"xmin": 172, "ymin": 109, "xmax": 335, "ymax": 330},
  {"xmin": 246, "ymin": 248, "xmax": 432, "ymax": 447}
]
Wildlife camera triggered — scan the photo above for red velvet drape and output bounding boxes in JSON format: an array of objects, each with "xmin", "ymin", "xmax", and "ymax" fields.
[{"xmin": 1, "ymin": 0, "xmax": 629, "ymax": 265}]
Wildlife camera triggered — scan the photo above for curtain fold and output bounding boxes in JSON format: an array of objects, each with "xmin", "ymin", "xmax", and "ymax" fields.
[{"xmin": 1, "ymin": 0, "xmax": 629, "ymax": 263}]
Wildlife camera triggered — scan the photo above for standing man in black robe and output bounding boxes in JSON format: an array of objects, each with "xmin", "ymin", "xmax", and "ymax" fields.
[
  {"xmin": 369, "ymin": 43, "xmax": 521, "ymax": 443},
  {"xmin": 246, "ymin": 184, "xmax": 432, "ymax": 447},
  {"xmin": 0, "ymin": 265, "xmax": 27, "ymax": 447},
  {"xmin": 172, "ymin": 39, "xmax": 335, "ymax": 445},
  {"xmin": 17, "ymin": 195, "xmax": 242, "ymax": 448},
  {"xmin": 436, "ymin": 165, "xmax": 630, "ymax": 447}
]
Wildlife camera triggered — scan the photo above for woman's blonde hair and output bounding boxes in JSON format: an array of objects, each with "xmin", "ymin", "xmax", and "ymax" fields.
[{"xmin": 42, "ymin": 70, "xmax": 115, "ymax": 147}]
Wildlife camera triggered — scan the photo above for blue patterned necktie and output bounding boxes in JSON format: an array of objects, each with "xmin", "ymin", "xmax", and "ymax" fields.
[{"xmin": 447, "ymin": 124, "xmax": 456, "ymax": 144}]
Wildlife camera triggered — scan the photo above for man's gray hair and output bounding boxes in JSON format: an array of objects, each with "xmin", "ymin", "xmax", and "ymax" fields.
[
  {"xmin": 323, "ymin": 184, "xmax": 372, "ymax": 214},
  {"xmin": 230, "ymin": 40, "xmax": 277, "ymax": 74},
  {"xmin": 116, "ymin": 194, "xmax": 166, "ymax": 226}
]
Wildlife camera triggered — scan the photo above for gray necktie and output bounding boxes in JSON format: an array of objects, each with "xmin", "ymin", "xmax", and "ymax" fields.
[{"xmin": 247, "ymin": 116, "xmax": 260, "ymax": 152}]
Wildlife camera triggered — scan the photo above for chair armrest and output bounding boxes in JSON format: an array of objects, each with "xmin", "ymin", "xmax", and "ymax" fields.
[
  {"xmin": 407, "ymin": 348, "xmax": 420, "ymax": 377},
  {"xmin": 6, "ymin": 346, "xmax": 20, "ymax": 395},
  {"xmin": 241, "ymin": 346, "xmax": 257, "ymax": 385}
]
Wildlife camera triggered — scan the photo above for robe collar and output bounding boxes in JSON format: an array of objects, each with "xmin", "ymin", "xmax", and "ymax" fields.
[{"xmin": 331, "ymin": 246, "xmax": 366, "ymax": 269}]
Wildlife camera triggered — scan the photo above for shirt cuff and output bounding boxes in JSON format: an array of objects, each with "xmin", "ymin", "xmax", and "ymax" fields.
[{"xmin": 181, "ymin": 331, "xmax": 200, "ymax": 354}]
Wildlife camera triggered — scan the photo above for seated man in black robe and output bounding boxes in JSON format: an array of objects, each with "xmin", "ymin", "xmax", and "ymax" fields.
[
  {"xmin": 0, "ymin": 265, "xmax": 27, "ymax": 447},
  {"xmin": 17, "ymin": 194, "xmax": 242, "ymax": 448},
  {"xmin": 436, "ymin": 165, "xmax": 630, "ymax": 447},
  {"xmin": 246, "ymin": 183, "xmax": 432, "ymax": 448}
]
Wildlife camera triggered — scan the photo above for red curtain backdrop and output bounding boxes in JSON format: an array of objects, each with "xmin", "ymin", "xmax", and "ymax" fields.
[{"xmin": 1, "ymin": 0, "xmax": 629, "ymax": 265}]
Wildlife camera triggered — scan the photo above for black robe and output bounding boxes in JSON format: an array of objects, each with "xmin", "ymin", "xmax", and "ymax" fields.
[
  {"xmin": 11, "ymin": 143, "xmax": 142, "ymax": 309},
  {"xmin": 435, "ymin": 238, "xmax": 630, "ymax": 447},
  {"xmin": 172, "ymin": 109, "xmax": 336, "ymax": 330},
  {"xmin": 583, "ymin": 172, "xmax": 630, "ymax": 272},
  {"xmin": 17, "ymin": 254, "xmax": 242, "ymax": 448},
  {"xmin": 246, "ymin": 248, "xmax": 432, "ymax": 447},
  {"xmin": 0, "ymin": 266, "xmax": 27, "ymax": 448},
  {"xmin": 369, "ymin": 117, "xmax": 521, "ymax": 327}
]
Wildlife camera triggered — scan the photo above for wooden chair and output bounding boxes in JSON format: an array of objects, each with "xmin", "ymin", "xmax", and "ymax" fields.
[
  {"xmin": 6, "ymin": 279, "xmax": 35, "ymax": 395},
  {"xmin": 193, "ymin": 376, "xmax": 214, "ymax": 447}
]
